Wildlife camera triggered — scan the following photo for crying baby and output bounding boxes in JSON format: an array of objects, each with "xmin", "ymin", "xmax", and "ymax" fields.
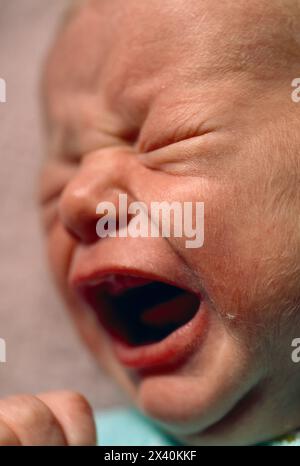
[{"xmin": 2, "ymin": 0, "xmax": 300, "ymax": 446}]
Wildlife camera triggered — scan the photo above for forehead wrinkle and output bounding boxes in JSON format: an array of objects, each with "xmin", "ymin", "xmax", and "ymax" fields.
[{"xmin": 103, "ymin": 60, "xmax": 169, "ymax": 129}]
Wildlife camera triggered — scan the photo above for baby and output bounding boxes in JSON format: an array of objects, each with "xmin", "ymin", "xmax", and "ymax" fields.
[{"xmin": 2, "ymin": 0, "xmax": 300, "ymax": 446}]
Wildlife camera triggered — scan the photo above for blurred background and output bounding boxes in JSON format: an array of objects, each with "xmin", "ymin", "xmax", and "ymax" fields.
[{"xmin": 0, "ymin": 0, "xmax": 125, "ymax": 409}]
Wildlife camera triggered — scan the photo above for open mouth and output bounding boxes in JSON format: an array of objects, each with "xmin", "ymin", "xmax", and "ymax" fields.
[{"xmin": 77, "ymin": 274, "xmax": 201, "ymax": 349}]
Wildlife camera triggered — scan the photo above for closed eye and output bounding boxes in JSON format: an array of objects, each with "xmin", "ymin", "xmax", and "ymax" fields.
[{"xmin": 137, "ymin": 129, "xmax": 224, "ymax": 176}]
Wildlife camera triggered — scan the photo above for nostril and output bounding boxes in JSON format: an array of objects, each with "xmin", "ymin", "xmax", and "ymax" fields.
[{"xmin": 64, "ymin": 222, "xmax": 99, "ymax": 244}]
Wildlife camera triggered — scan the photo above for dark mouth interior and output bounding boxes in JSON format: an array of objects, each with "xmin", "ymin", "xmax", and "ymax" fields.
[{"xmin": 82, "ymin": 276, "xmax": 200, "ymax": 347}]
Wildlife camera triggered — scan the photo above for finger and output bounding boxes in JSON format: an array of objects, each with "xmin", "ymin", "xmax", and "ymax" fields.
[
  {"xmin": 0, "ymin": 419, "xmax": 21, "ymax": 446},
  {"xmin": 37, "ymin": 391, "xmax": 96, "ymax": 446},
  {"xmin": 0, "ymin": 394, "xmax": 67, "ymax": 446}
]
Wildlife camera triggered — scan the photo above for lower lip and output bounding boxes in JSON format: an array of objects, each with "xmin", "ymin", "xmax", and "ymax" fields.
[{"xmin": 110, "ymin": 301, "xmax": 209, "ymax": 370}]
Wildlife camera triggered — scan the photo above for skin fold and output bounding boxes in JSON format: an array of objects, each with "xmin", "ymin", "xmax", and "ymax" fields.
[{"xmin": 2, "ymin": 0, "xmax": 300, "ymax": 446}]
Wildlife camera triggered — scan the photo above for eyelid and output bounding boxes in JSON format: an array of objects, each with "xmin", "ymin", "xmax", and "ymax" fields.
[{"xmin": 137, "ymin": 132, "xmax": 216, "ymax": 168}]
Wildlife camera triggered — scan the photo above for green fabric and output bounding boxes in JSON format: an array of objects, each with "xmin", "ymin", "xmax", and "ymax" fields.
[
  {"xmin": 95, "ymin": 407, "xmax": 179, "ymax": 446},
  {"xmin": 95, "ymin": 407, "xmax": 300, "ymax": 446}
]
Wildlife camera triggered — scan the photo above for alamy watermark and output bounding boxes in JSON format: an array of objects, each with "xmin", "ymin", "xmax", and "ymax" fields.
[
  {"xmin": 0, "ymin": 78, "xmax": 6, "ymax": 103},
  {"xmin": 0, "ymin": 338, "xmax": 6, "ymax": 363},
  {"xmin": 96, "ymin": 194, "xmax": 204, "ymax": 248},
  {"xmin": 291, "ymin": 338, "xmax": 300, "ymax": 363},
  {"xmin": 291, "ymin": 78, "xmax": 300, "ymax": 103}
]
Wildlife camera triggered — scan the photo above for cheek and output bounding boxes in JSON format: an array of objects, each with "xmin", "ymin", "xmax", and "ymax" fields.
[
  {"xmin": 197, "ymin": 178, "xmax": 300, "ymax": 330},
  {"xmin": 46, "ymin": 222, "xmax": 75, "ymax": 294},
  {"xmin": 161, "ymin": 175, "xmax": 287, "ymax": 328}
]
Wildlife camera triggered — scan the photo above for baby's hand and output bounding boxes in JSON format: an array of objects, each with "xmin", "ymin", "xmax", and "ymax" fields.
[{"xmin": 0, "ymin": 391, "xmax": 96, "ymax": 445}]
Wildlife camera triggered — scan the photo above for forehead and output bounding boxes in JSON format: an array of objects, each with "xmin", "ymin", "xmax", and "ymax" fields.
[
  {"xmin": 43, "ymin": 0, "xmax": 297, "ymax": 151},
  {"xmin": 45, "ymin": 0, "xmax": 219, "ymax": 115},
  {"xmin": 45, "ymin": 0, "xmax": 277, "ymax": 100},
  {"xmin": 46, "ymin": 0, "xmax": 297, "ymax": 82},
  {"xmin": 43, "ymin": 0, "xmax": 221, "ymax": 154}
]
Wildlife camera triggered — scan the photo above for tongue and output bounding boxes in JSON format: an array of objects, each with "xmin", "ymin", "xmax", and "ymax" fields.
[{"xmin": 141, "ymin": 292, "xmax": 200, "ymax": 326}]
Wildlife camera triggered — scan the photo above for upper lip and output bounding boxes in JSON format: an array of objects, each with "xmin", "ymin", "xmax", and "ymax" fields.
[
  {"xmin": 68, "ymin": 234, "xmax": 202, "ymax": 296},
  {"xmin": 70, "ymin": 266, "xmax": 199, "ymax": 295}
]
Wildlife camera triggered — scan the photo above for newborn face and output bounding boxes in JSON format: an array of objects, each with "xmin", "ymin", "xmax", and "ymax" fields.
[{"xmin": 40, "ymin": 0, "xmax": 300, "ymax": 445}]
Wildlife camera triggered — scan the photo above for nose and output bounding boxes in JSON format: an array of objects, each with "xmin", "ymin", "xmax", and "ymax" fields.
[{"xmin": 58, "ymin": 148, "xmax": 134, "ymax": 243}]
